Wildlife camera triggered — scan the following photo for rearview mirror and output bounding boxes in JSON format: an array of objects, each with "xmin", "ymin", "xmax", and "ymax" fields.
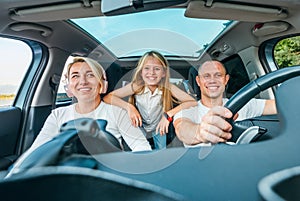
[{"xmin": 101, "ymin": 0, "xmax": 187, "ymax": 16}]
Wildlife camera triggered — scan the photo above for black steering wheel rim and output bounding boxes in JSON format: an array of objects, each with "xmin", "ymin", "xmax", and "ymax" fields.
[{"xmin": 224, "ymin": 66, "xmax": 300, "ymax": 142}]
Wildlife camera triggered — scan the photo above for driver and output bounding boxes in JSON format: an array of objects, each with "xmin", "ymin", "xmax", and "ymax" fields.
[{"xmin": 173, "ymin": 60, "xmax": 277, "ymax": 146}]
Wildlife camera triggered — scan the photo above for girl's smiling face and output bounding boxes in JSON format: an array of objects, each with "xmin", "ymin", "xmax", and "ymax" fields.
[{"xmin": 141, "ymin": 56, "xmax": 166, "ymax": 88}]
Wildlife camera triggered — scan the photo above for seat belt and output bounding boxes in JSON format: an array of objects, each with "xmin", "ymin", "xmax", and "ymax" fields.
[{"xmin": 49, "ymin": 73, "xmax": 61, "ymax": 109}]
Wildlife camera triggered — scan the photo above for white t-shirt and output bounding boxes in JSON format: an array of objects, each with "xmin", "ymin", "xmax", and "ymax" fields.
[
  {"xmin": 30, "ymin": 102, "xmax": 151, "ymax": 152},
  {"xmin": 174, "ymin": 98, "xmax": 266, "ymax": 124}
]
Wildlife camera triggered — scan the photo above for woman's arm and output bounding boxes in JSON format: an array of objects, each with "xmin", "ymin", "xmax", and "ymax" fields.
[{"xmin": 103, "ymin": 82, "xmax": 142, "ymax": 127}]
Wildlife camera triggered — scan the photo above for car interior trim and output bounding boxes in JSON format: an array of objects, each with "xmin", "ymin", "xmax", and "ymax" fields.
[
  {"xmin": 10, "ymin": 1, "xmax": 102, "ymax": 22},
  {"xmin": 185, "ymin": 1, "xmax": 288, "ymax": 22},
  {"xmin": 10, "ymin": 23, "xmax": 53, "ymax": 37}
]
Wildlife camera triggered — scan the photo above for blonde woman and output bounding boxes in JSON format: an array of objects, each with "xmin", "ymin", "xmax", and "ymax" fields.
[
  {"xmin": 30, "ymin": 56, "xmax": 151, "ymax": 152},
  {"xmin": 104, "ymin": 51, "xmax": 197, "ymax": 149}
]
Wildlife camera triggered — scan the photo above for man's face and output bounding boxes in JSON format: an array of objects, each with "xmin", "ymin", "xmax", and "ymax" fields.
[{"xmin": 196, "ymin": 61, "xmax": 229, "ymax": 100}]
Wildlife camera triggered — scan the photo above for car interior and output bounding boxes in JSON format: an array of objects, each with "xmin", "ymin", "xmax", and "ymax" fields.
[{"xmin": 0, "ymin": 0, "xmax": 300, "ymax": 200}]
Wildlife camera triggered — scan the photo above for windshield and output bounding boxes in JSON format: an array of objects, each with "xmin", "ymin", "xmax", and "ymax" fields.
[{"xmin": 71, "ymin": 8, "xmax": 230, "ymax": 58}]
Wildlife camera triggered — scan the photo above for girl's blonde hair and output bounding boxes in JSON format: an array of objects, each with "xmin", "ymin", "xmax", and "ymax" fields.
[
  {"xmin": 129, "ymin": 51, "xmax": 174, "ymax": 112},
  {"xmin": 65, "ymin": 56, "xmax": 107, "ymax": 94}
]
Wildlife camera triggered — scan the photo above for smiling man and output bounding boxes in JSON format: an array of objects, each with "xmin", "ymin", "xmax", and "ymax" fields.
[{"xmin": 173, "ymin": 60, "xmax": 277, "ymax": 146}]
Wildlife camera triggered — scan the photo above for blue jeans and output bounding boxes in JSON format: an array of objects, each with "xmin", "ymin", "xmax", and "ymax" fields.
[
  {"xmin": 152, "ymin": 131, "xmax": 166, "ymax": 150},
  {"xmin": 141, "ymin": 128, "xmax": 167, "ymax": 150}
]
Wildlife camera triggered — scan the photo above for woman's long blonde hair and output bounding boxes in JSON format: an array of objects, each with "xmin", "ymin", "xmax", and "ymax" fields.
[{"xmin": 129, "ymin": 51, "xmax": 174, "ymax": 112}]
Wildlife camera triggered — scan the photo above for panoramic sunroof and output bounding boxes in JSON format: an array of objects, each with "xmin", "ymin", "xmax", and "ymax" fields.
[{"xmin": 71, "ymin": 8, "xmax": 230, "ymax": 58}]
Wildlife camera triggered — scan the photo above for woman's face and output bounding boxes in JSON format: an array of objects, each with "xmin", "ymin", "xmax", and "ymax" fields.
[
  {"xmin": 141, "ymin": 56, "xmax": 166, "ymax": 86},
  {"xmin": 68, "ymin": 62, "xmax": 101, "ymax": 103}
]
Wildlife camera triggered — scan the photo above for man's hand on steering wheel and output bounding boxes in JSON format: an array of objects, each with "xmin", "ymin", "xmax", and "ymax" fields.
[{"xmin": 197, "ymin": 106, "xmax": 233, "ymax": 144}]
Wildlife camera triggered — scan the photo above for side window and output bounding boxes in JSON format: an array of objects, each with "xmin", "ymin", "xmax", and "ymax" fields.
[
  {"xmin": 0, "ymin": 37, "xmax": 32, "ymax": 107},
  {"xmin": 274, "ymin": 35, "xmax": 300, "ymax": 68},
  {"xmin": 56, "ymin": 56, "xmax": 72, "ymax": 104}
]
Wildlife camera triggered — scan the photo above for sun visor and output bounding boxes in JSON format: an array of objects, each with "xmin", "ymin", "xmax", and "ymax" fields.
[
  {"xmin": 185, "ymin": 1, "xmax": 288, "ymax": 22},
  {"xmin": 10, "ymin": 1, "xmax": 102, "ymax": 22}
]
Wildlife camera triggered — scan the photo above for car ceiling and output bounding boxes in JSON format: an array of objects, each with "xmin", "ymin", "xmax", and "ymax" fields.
[{"xmin": 0, "ymin": 0, "xmax": 299, "ymax": 62}]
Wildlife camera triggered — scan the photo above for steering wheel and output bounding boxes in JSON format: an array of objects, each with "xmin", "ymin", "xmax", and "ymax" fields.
[
  {"xmin": 224, "ymin": 66, "xmax": 300, "ymax": 143},
  {"xmin": 59, "ymin": 118, "xmax": 122, "ymax": 155},
  {"xmin": 6, "ymin": 118, "xmax": 122, "ymax": 178}
]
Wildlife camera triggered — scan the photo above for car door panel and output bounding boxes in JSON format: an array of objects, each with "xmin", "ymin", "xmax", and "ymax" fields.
[{"xmin": 0, "ymin": 107, "xmax": 21, "ymax": 170}]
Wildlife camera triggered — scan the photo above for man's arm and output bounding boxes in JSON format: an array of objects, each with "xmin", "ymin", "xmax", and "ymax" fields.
[
  {"xmin": 174, "ymin": 106, "xmax": 233, "ymax": 145},
  {"xmin": 173, "ymin": 117, "xmax": 200, "ymax": 145},
  {"xmin": 263, "ymin": 99, "xmax": 277, "ymax": 115}
]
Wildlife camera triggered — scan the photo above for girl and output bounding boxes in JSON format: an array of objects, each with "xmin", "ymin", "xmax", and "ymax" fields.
[{"xmin": 103, "ymin": 51, "xmax": 197, "ymax": 149}]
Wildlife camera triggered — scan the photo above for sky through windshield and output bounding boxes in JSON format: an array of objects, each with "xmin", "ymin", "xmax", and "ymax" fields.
[{"xmin": 72, "ymin": 9, "xmax": 229, "ymax": 58}]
